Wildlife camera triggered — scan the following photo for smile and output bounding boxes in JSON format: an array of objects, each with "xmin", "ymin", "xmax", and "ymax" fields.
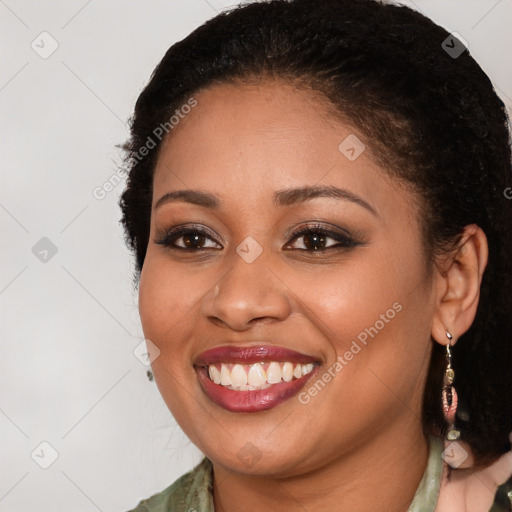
[
  {"xmin": 208, "ymin": 361, "xmax": 315, "ymax": 389},
  {"xmin": 194, "ymin": 345, "xmax": 321, "ymax": 412}
]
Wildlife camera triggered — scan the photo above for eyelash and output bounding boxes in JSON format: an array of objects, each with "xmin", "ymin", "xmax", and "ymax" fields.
[
  {"xmin": 154, "ymin": 223, "xmax": 360, "ymax": 253},
  {"xmin": 286, "ymin": 224, "xmax": 360, "ymax": 251}
]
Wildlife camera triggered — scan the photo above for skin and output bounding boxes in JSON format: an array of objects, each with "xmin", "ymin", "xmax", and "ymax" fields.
[
  {"xmin": 138, "ymin": 80, "xmax": 488, "ymax": 511},
  {"xmin": 435, "ymin": 448, "xmax": 512, "ymax": 511}
]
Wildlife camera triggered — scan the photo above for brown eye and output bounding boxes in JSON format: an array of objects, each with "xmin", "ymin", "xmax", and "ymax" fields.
[
  {"xmin": 285, "ymin": 224, "xmax": 359, "ymax": 252},
  {"xmin": 155, "ymin": 226, "xmax": 221, "ymax": 251},
  {"xmin": 300, "ymin": 232, "xmax": 329, "ymax": 251},
  {"xmin": 181, "ymin": 231, "xmax": 207, "ymax": 249}
]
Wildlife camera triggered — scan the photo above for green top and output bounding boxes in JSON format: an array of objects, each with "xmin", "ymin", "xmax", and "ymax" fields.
[{"xmin": 126, "ymin": 437, "xmax": 512, "ymax": 511}]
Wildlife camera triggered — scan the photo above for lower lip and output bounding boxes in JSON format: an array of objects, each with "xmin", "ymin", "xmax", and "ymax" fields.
[{"xmin": 195, "ymin": 366, "xmax": 319, "ymax": 413}]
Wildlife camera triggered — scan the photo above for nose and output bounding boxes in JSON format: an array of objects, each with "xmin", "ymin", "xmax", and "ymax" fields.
[{"xmin": 201, "ymin": 250, "xmax": 291, "ymax": 331}]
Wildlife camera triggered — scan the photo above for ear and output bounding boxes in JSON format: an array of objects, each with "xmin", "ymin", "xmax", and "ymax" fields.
[{"xmin": 431, "ymin": 224, "xmax": 488, "ymax": 346}]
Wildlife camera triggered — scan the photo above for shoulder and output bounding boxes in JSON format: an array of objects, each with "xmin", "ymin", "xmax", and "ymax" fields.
[
  {"xmin": 125, "ymin": 457, "xmax": 214, "ymax": 512},
  {"xmin": 435, "ymin": 447, "xmax": 512, "ymax": 512}
]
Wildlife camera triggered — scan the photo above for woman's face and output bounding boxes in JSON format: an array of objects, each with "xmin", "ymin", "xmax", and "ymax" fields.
[{"xmin": 138, "ymin": 81, "xmax": 438, "ymax": 476}]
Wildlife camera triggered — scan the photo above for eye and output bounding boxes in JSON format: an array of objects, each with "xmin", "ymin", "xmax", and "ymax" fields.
[
  {"xmin": 154, "ymin": 225, "xmax": 221, "ymax": 251},
  {"xmin": 155, "ymin": 222, "xmax": 361, "ymax": 253},
  {"xmin": 284, "ymin": 223, "xmax": 359, "ymax": 252}
]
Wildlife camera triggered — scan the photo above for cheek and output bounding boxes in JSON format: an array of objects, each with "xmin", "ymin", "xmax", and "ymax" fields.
[
  {"xmin": 293, "ymin": 243, "xmax": 432, "ymax": 394},
  {"xmin": 138, "ymin": 253, "xmax": 198, "ymax": 360},
  {"xmin": 293, "ymin": 249, "xmax": 416, "ymax": 342},
  {"xmin": 137, "ymin": 255, "xmax": 202, "ymax": 423},
  {"xmin": 139, "ymin": 247, "xmax": 201, "ymax": 325}
]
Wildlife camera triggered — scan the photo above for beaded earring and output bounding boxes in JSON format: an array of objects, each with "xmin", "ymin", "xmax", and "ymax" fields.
[{"xmin": 442, "ymin": 329, "xmax": 460, "ymax": 441}]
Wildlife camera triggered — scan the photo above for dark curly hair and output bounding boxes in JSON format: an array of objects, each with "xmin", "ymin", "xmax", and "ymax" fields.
[{"xmin": 119, "ymin": 0, "xmax": 512, "ymax": 466}]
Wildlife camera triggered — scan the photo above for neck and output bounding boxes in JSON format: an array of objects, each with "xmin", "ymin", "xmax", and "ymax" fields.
[{"xmin": 212, "ymin": 422, "xmax": 429, "ymax": 512}]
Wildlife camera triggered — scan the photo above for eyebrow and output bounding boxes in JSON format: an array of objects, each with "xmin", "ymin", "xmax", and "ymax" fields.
[
  {"xmin": 154, "ymin": 185, "xmax": 378, "ymax": 217},
  {"xmin": 155, "ymin": 190, "xmax": 219, "ymax": 210},
  {"xmin": 273, "ymin": 185, "xmax": 378, "ymax": 216}
]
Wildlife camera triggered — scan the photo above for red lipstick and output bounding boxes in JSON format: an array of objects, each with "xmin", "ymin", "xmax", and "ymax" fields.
[{"xmin": 194, "ymin": 345, "xmax": 321, "ymax": 413}]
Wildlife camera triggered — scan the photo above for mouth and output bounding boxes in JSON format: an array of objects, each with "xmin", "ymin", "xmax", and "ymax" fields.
[{"xmin": 194, "ymin": 345, "xmax": 321, "ymax": 413}]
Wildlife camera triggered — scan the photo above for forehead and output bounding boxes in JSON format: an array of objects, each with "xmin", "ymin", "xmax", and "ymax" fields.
[{"xmin": 151, "ymin": 81, "xmax": 402, "ymax": 217}]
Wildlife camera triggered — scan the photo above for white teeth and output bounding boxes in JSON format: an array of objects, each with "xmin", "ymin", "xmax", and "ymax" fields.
[
  {"xmin": 231, "ymin": 364, "xmax": 248, "ymax": 387},
  {"xmin": 266, "ymin": 362, "xmax": 282, "ymax": 384},
  {"xmin": 209, "ymin": 365, "xmax": 221, "ymax": 384},
  {"xmin": 247, "ymin": 362, "xmax": 266, "ymax": 387},
  {"xmin": 220, "ymin": 365, "xmax": 231, "ymax": 386},
  {"xmin": 282, "ymin": 362, "xmax": 293, "ymax": 382},
  {"xmin": 303, "ymin": 363, "xmax": 313, "ymax": 375},
  {"xmin": 207, "ymin": 361, "xmax": 316, "ymax": 389}
]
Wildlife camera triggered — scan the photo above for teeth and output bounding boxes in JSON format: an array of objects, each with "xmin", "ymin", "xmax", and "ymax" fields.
[
  {"xmin": 282, "ymin": 362, "xmax": 293, "ymax": 382},
  {"xmin": 302, "ymin": 363, "xmax": 314, "ymax": 376},
  {"xmin": 231, "ymin": 364, "xmax": 248, "ymax": 387},
  {"xmin": 266, "ymin": 362, "xmax": 282, "ymax": 384},
  {"xmin": 208, "ymin": 365, "xmax": 221, "ymax": 384},
  {"xmin": 247, "ymin": 362, "xmax": 266, "ymax": 387},
  {"xmin": 207, "ymin": 361, "xmax": 315, "ymax": 390},
  {"xmin": 220, "ymin": 364, "xmax": 231, "ymax": 386}
]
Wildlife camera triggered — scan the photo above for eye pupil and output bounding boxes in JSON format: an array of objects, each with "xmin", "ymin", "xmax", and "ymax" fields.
[
  {"xmin": 184, "ymin": 232, "xmax": 205, "ymax": 248},
  {"xmin": 304, "ymin": 232, "xmax": 326, "ymax": 250}
]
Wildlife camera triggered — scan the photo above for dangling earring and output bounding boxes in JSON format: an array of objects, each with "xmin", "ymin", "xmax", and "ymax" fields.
[
  {"xmin": 442, "ymin": 329, "xmax": 460, "ymax": 440},
  {"xmin": 147, "ymin": 369, "xmax": 154, "ymax": 381}
]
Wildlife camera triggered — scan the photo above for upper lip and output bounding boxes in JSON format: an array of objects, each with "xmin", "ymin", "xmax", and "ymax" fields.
[{"xmin": 194, "ymin": 344, "xmax": 321, "ymax": 367}]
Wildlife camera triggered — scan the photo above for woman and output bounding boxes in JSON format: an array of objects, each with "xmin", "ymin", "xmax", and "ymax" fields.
[{"xmin": 119, "ymin": 0, "xmax": 512, "ymax": 510}]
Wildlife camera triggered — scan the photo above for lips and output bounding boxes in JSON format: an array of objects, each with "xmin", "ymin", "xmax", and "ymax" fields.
[
  {"xmin": 193, "ymin": 344, "xmax": 321, "ymax": 413},
  {"xmin": 195, "ymin": 344, "xmax": 320, "ymax": 366}
]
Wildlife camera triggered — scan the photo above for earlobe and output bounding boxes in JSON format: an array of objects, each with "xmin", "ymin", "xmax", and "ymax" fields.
[{"xmin": 431, "ymin": 224, "xmax": 489, "ymax": 345}]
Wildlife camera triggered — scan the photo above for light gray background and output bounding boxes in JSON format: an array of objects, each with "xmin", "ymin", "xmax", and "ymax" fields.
[{"xmin": 1, "ymin": 1, "xmax": 511, "ymax": 511}]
